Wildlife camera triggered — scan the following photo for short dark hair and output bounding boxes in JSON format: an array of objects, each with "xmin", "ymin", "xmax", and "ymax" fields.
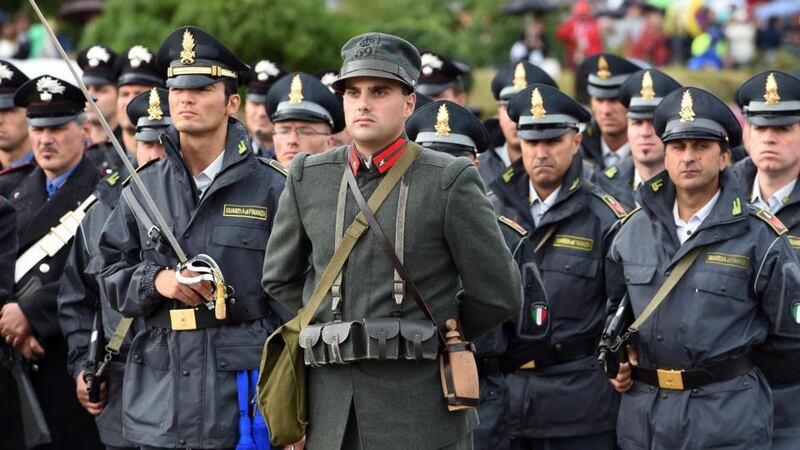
[{"xmin": 223, "ymin": 79, "xmax": 239, "ymax": 102}]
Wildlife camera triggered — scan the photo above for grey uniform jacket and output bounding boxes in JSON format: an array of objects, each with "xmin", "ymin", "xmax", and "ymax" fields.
[
  {"xmin": 98, "ymin": 119, "xmax": 287, "ymax": 449},
  {"xmin": 596, "ymin": 157, "xmax": 637, "ymax": 210},
  {"xmin": 731, "ymin": 158, "xmax": 800, "ymax": 449},
  {"xmin": 489, "ymin": 154, "xmax": 624, "ymax": 439},
  {"xmin": 261, "ymin": 142, "xmax": 522, "ymax": 450},
  {"xmin": 57, "ymin": 172, "xmax": 140, "ymax": 448},
  {"xmin": 478, "ymin": 145, "xmax": 509, "ymax": 189},
  {"xmin": 606, "ymin": 169, "xmax": 800, "ymax": 450}
]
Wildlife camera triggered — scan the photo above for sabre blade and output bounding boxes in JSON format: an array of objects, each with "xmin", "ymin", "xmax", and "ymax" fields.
[{"xmin": 27, "ymin": 0, "xmax": 188, "ymax": 263}]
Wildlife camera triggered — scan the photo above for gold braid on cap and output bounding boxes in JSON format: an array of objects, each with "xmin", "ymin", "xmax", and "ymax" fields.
[
  {"xmin": 679, "ymin": 90, "xmax": 695, "ymax": 123},
  {"xmin": 764, "ymin": 73, "xmax": 781, "ymax": 106},
  {"xmin": 640, "ymin": 71, "xmax": 655, "ymax": 100},
  {"xmin": 288, "ymin": 75, "xmax": 304, "ymax": 104},
  {"xmin": 180, "ymin": 29, "xmax": 196, "ymax": 65},
  {"xmin": 513, "ymin": 62, "xmax": 527, "ymax": 89},
  {"xmin": 531, "ymin": 88, "xmax": 547, "ymax": 119},
  {"xmin": 435, "ymin": 104, "xmax": 451, "ymax": 136},
  {"xmin": 147, "ymin": 88, "xmax": 164, "ymax": 120}
]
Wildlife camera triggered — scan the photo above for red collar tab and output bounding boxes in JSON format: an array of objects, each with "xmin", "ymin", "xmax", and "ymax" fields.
[{"xmin": 348, "ymin": 137, "xmax": 408, "ymax": 175}]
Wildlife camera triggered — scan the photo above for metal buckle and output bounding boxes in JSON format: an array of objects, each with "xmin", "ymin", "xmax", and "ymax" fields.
[
  {"xmin": 657, "ymin": 368, "xmax": 685, "ymax": 390},
  {"xmin": 170, "ymin": 309, "xmax": 197, "ymax": 331},
  {"xmin": 519, "ymin": 360, "xmax": 536, "ymax": 370}
]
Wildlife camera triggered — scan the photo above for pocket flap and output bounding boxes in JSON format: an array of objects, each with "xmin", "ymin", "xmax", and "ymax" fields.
[
  {"xmin": 212, "ymin": 225, "xmax": 268, "ymax": 250},
  {"xmin": 214, "ymin": 344, "xmax": 262, "ymax": 371},
  {"xmin": 298, "ymin": 323, "xmax": 324, "ymax": 349},
  {"xmin": 364, "ymin": 318, "xmax": 401, "ymax": 339},
  {"xmin": 399, "ymin": 320, "xmax": 436, "ymax": 342},
  {"xmin": 321, "ymin": 321, "xmax": 361, "ymax": 344},
  {"xmin": 693, "ymin": 272, "xmax": 749, "ymax": 301},
  {"xmin": 540, "ymin": 254, "xmax": 599, "ymax": 278},
  {"xmin": 624, "ymin": 265, "xmax": 657, "ymax": 285}
]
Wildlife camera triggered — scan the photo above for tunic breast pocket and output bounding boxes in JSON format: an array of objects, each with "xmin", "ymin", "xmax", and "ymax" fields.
[
  {"xmin": 540, "ymin": 253, "xmax": 601, "ymax": 322},
  {"xmin": 211, "ymin": 224, "xmax": 268, "ymax": 251},
  {"xmin": 681, "ymin": 272, "xmax": 754, "ymax": 352},
  {"xmin": 623, "ymin": 265, "xmax": 657, "ymax": 312}
]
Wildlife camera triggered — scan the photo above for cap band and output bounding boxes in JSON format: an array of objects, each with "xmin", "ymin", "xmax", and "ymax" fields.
[
  {"xmin": 167, "ymin": 65, "xmax": 236, "ymax": 79},
  {"xmin": 275, "ymin": 100, "xmax": 333, "ymax": 126},
  {"xmin": 746, "ymin": 100, "xmax": 800, "ymax": 114},
  {"xmin": 629, "ymin": 96, "xmax": 663, "ymax": 109},
  {"xmin": 118, "ymin": 73, "xmax": 165, "ymax": 87},
  {"xmin": 519, "ymin": 114, "xmax": 581, "ymax": 127},
  {"xmin": 663, "ymin": 118, "xmax": 728, "ymax": 140},
  {"xmin": 588, "ymin": 73, "xmax": 630, "ymax": 87},
  {"xmin": 338, "ymin": 59, "xmax": 415, "ymax": 87},
  {"xmin": 415, "ymin": 131, "xmax": 476, "ymax": 149},
  {"xmin": 498, "ymin": 86, "xmax": 522, "ymax": 101}
]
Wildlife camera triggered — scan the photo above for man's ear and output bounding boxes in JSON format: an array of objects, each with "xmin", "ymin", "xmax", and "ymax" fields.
[
  {"xmin": 403, "ymin": 92, "xmax": 416, "ymax": 120},
  {"xmin": 227, "ymin": 93, "xmax": 241, "ymax": 116}
]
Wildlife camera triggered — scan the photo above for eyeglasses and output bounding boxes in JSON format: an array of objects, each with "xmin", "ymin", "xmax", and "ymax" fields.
[{"xmin": 272, "ymin": 126, "xmax": 330, "ymax": 137}]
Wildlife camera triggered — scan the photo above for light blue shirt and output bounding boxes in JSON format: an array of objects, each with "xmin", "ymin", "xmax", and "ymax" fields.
[
  {"xmin": 10, "ymin": 151, "xmax": 33, "ymax": 169},
  {"xmin": 46, "ymin": 163, "xmax": 79, "ymax": 198}
]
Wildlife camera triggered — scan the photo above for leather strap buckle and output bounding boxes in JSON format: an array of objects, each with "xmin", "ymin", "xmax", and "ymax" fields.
[{"xmin": 657, "ymin": 368, "xmax": 685, "ymax": 390}]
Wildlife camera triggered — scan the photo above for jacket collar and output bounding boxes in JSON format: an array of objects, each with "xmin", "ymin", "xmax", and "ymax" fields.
[{"xmin": 348, "ymin": 136, "xmax": 408, "ymax": 176}]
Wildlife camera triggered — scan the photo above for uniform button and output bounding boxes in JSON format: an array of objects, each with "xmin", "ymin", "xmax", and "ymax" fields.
[
  {"xmin": 219, "ymin": 361, "xmax": 227, "ymax": 368},
  {"xmin": 564, "ymin": 265, "xmax": 571, "ymax": 272},
  {"xmin": 183, "ymin": 233, "xmax": 190, "ymax": 239},
  {"xmin": 720, "ymin": 286, "xmax": 726, "ymax": 292},
  {"xmin": 182, "ymin": 370, "xmax": 189, "ymax": 377},
  {"xmin": 134, "ymin": 353, "xmax": 142, "ymax": 362},
  {"xmin": 649, "ymin": 386, "xmax": 654, "ymax": 392},
  {"xmin": 665, "ymin": 270, "xmax": 671, "ymax": 276},
  {"xmin": 656, "ymin": 335, "xmax": 663, "ymax": 341},
  {"xmin": 242, "ymin": 238, "xmax": 249, "ymax": 245},
  {"xmin": 713, "ymin": 234, "xmax": 719, "ymax": 239},
  {"xmin": 625, "ymin": 276, "xmax": 631, "ymax": 282},
  {"xmin": 179, "ymin": 439, "xmax": 186, "ymax": 446},
  {"xmin": 691, "ymin": 388, "xmax": 699, "ymax": 394},
  {"xmin": 661, "ymin": 393, "xmax": 668, "ymax": 399},
  {"xmin": 250, "ymin": 163, "xmax": 257, "ymax": 169}
]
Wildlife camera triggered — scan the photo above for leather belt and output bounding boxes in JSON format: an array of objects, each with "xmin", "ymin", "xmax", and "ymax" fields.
[
  {"xmin": 632, "ymin": 354, "xmax": 754, "ymax": 390},
  {"xmin": 513, "ymin": 336, "xmax": 598, "ymax": 371},
  {"xmin": 146, "ymin": 299, "xmax": 271, "ymax": 331}
]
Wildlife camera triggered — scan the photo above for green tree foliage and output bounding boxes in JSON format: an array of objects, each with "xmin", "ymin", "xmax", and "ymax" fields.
[{"xmin": 79, "ymin": 0, "xmax": 356, "ymax": 72}]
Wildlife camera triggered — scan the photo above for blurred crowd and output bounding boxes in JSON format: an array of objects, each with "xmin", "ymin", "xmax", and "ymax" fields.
[
  {"xmin": 510, "ymin": 0, "xmax": 800, "ymax": 72},
  {"xmin": 0, "ymin": 10, "xmax": 72, "ymax": 60}
]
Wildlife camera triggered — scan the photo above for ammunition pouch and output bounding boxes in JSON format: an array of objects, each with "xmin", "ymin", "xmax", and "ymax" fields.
[{"xmin": 299, "ymin": 318, "xmax": 439, "ymax": 366}]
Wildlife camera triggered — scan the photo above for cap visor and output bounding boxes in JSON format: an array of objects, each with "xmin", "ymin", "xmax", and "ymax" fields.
[
  {"xmin": 333, "ymin": 70, "xmax": 410, "ymax": 92},
  {"xmin": 272, "ymin": 111, "xmax": 328, "ymax": 125},
  {"xmin": 82, "ymin": 75, "xmax": 116, "ymax": 87},
  {"xmin": 135, "ymin": 128, "xmax": 163, "ymax": 142},
  {"xmin": 746, "ymin": 115, "xmax": 800, "ymax": 127},
  {"xmin": 167, "ymin": 74, "xmax": 219, "ymax": 89},
  {"xmin": 661, "ymin": 129, "xmax": 725, "ymax": 143},
  {"xmin": 118, "ymin": 73, "xmax": 165, "ymax": 88},
  {"xmin": 627, "ymin": 111, "xmax": 654, "ymax": 120},
  {"xmin": 27, "ymin": 115, "xmax": 77, "ymax": 127},
  {"xmin": 518, "ymin": 127, "xmax": 574, "ymax": 141},
  {"xmin": 246, "ymin": 93, "xmax": 267, "ymax": 104}
]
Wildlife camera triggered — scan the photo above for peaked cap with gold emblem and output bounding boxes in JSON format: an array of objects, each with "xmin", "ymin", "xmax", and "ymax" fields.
[
  {"xmin": 735, "ymin": 70, "xmax": 800, "ymax": 127},
  {"xmin": 266, "ymin": 72, "xmax": 345, "ymax": 133},
  {"xmin": 507, "ymin": 83, "xmax": 591, "ymax": 141},
  {"xmin": 405, "ymin": 99, "xmax": 490, "ymax": 156},
  {"xmin": 654, "ymin": 87, "xmax": 742, "ymax": 148},
  {"xmin": 618, "ymin": 68, "xmax": 682, "ymax": 120},
  {"xmin": 0, "ymin": 60, "xmax": 29, "ymax": 110},
  {"xmin": 14, "ymin": 75, "xmax": 85, "ymax": 127},
  {"xmin": 126, "ymin": 87, "xmax": 171, "ymax": 142},
  {"xmin": 491, "ymin": 61, "xmax": 557, "ymax": 105},
  {"xmin": 578, "ymin": 53, "xmax": 645, "ymax": 99},
  {"xmin": 156, "ymin": 26, "xmax": 249, "ymax": 89}
]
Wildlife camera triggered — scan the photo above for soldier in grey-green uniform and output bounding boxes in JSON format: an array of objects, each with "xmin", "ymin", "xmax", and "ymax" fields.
[{"xmin": 261, "ymin": 33, "xmax": 522, "ymax": 450}]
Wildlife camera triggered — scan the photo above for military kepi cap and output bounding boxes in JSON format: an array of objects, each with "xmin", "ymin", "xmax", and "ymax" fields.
[
  {"xmin": 77, "ymin": 45, "xmax": 119, "ymax": 86},
  {"xmin": 654, "ymin": 87, "xmax": 742, "ymax": 148},
  {"xmin": 0, "ymin": 60, "xmax": 29, "ymax": 110},
  {"xmin": 266, "ymin": 72, "xmax": 345, "ymax": 133},
  {"xmin": 126, "ymin": 87, "xmax": 171, "ymax": 142},
  {"xmin": 491, "ymin": 61, "xmax": 557, "ymax": 105},
  {"xmin": 619, "ymin": 69, "xmax": 682, "ymax": 120},
  {"xmin": 157, "ymin": 26, "xmax": 249, "ymax": 89},
  {"xmin": 416, "ymin": 51, "xmax": 465, "ymax": 96},
  {"xmin": 735, "ymin": 70, "xmax": 800, "ymax": 127},
  {"xmin": 333, "ymin": 32, "xmax": 421, "ymax": 92},
  {"xmin": 579, "ymin": 53, "xmax": 644, "ymax": 99},
  {"xmin": 116, "ymin": 45, "xmax": 165, "ymax": 87},
  {"xmin": 508, "ymin": 83, "xmax": 591, "ymax": 141},
  {"xmin": 14, "ymin": 75, "xmax": 86, "ymax": 127},
  {"xmin": 406, "ymin": 100, "xmax": 490, "ymax": 156}
]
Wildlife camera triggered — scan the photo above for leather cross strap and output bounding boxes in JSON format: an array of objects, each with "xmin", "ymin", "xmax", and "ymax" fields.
[{"xmin": 343, "ymin": 159, "xmax": 449, "ymax": 350}]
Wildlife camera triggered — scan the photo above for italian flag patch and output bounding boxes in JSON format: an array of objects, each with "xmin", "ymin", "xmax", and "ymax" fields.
[
  {"xmin": 793, "ymin": 301, "xmax": 800, "ymax": 324},
  {"xmin": 531, "ymin": 304, "xmax": 548, "ymax": 327}
]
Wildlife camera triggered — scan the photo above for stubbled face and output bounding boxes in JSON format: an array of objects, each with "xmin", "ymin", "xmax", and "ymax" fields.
[
  {"xmin": 245, "ymin": 99, "xmax": 273, "ymax": 143},
  {"xmin": 749, "ymin": 122, "xmax": 800, "ymax": 175},
  {"xmin": 497, "ymin": 104, "xmax": 519, "ymax": 147},
  {"xmin": 664, "ymin": 139, "xmax": 728, "ymax": 193},
  {"xmin": 272, "ymin": 119, "xmax": 332, "ymax": 167},
  {"xmin": 169, "ymin": 82, "xmax": 239, "ymax": 135},
  {"xmin": 135, "ymin": 140, "xmax": 166, "ymax": 165},
  {"xmin": 0, "ymin": 107, "xmax": 29, "ymax": 151},
  {"xmin": 628, "ymin": 118, "xmax": 664, "ymax": 166},
  {"xmin": 86, "ymin": 84, "xmax": 117, "ymax": 125},
  {"xmin": 343, "ymin": 77, "xmax": 414, "ymax": 152},
  {"xmin": 30, "ymin": 120, "xmax": 87, "ymax": 176},
  {"xmin": 591, "ymin": 97, "xmax": 628, "ymax": 138},
  {"xmin": 117, "ymin": 84, "xmax": 153, "ymax": 131},
  {"xmin": 521, "ymin": 130, "xmax": 581, "ymax": 192}
]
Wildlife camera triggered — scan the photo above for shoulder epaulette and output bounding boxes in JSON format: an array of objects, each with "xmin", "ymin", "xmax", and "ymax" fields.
[
  {"xmin": 105, "ymin": 171, "xmax": 121, "ymax": 186},
  {"xmin": 498, "ymin": 215, "xmax": 527, "ymax": 236},
  {"xmin": 754, "ymin": 208, "xmax": 788, "ymax": 235},
  {"xmin": 595, "ymin": 191, "xmax": 628, "ymax": 219},
  {"xmin": 122, "ymin": 158, "xmax": 158, "ymax": 186},
  {"xmin": 258, "ymin": 157, "xmax": 287, "ymax": 177},
  {"xmin": 0, "ymin": 161, "xmax": 34, "ymax": 176},
  {"xmin": 620, "ymin": 206, "xmax": 642, "ymax": 225}
]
